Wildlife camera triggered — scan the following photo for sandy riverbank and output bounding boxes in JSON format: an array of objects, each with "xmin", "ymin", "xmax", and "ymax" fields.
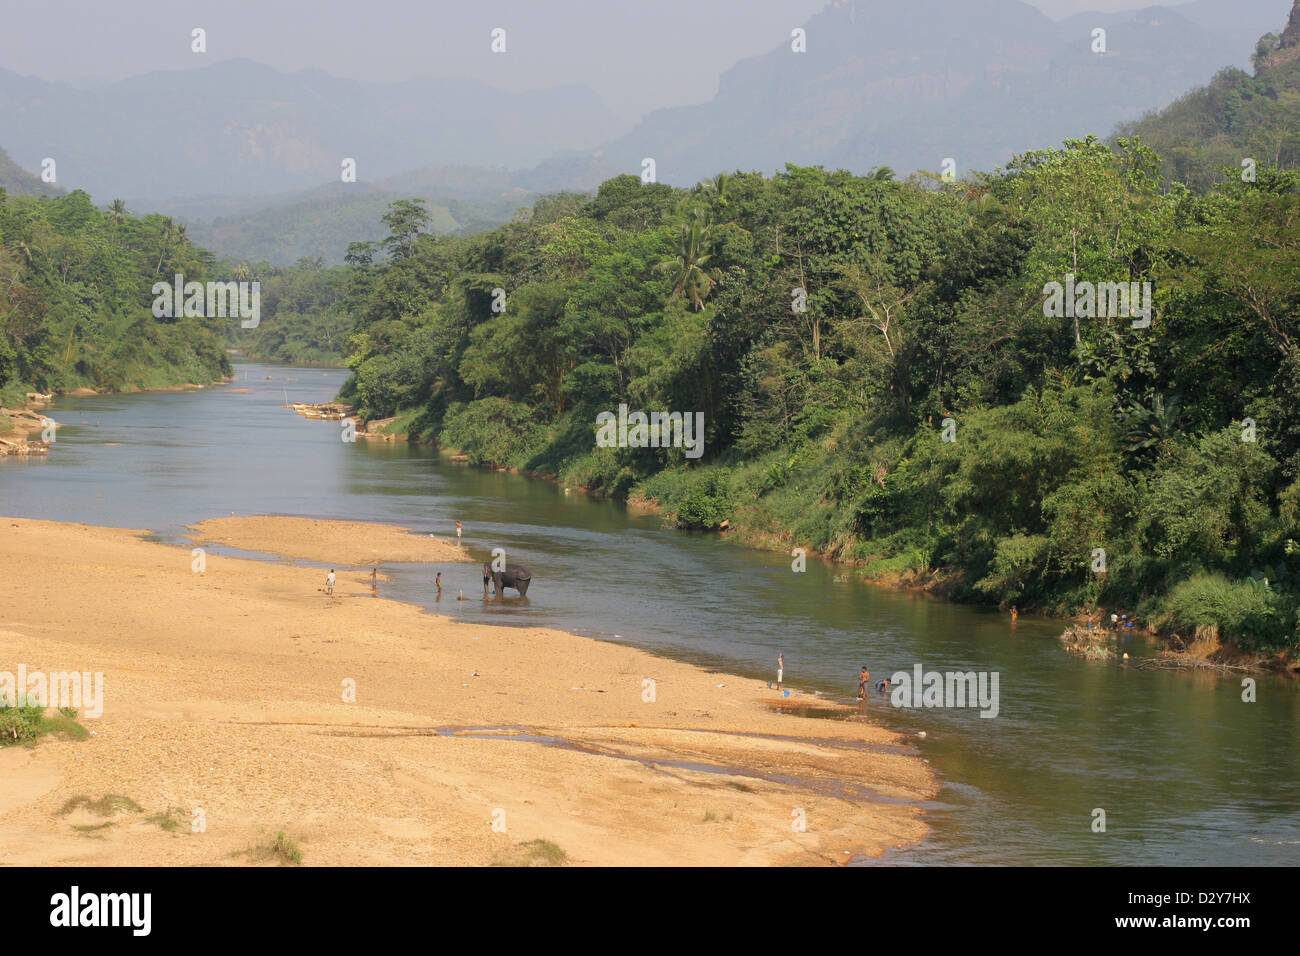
[
  {"xmin": 0, "ymin": 516, "xmax": 937, "ymax": 866},
  {"xmin": 189, "ymin": 515, "xmax": 470, "ymax": 566}
]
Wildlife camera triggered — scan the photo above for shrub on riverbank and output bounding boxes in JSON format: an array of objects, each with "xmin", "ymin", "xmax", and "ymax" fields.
[
  {"xmin": 1159, "ymin": 572, "xmax": 1298, "ymax": 652},
  {"xmin": 440, "ymin": 397, "xmax": 547, "ymax": 468},
  {"xmin": 0, "ymin": 702, "xmax": 87, "ymax": 745},
  {"xmin": 643, "ymin": 468, "xmax": 735, "ymax": 530}
]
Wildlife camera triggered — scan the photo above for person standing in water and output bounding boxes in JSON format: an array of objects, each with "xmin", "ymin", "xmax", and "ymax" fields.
[
  {"xmin": 455, "ymin": 521, "xmax": 463, "ymax": 546},
  {"xmin": 857, "ymin": 666, "xmax": 871, "ymax": 712},
  {"xmin": 326, "ymin": 569, "xmax": 336, "ymax": 596},
  {"xmin": 1010, "ymin": 605, "xmax": 1019, "ymax": 624},
  {"xmin": 435, "ymin": 572, "xmax": 442, "ymax": 592},
  {"xmin": 776, "ymin": 653, "xmax": 784, "ymax": 691}
]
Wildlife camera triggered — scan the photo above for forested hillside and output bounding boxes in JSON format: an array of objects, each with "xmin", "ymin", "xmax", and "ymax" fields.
[
  {"xmin": 0, "ymin": 145, "xmax": 60, "ymax": 197},
  {"xmin": 175, "ymin": 159, "xmax": 623, "ymax": 266},
  {"xmin": 1115, "ymin": 4, "xmax": 1300, "ymax": 189},
  {"xmin": 0, "ymin": 189, "xmax": 231, "ymax": 406},
  {"xmin": 225, "ymin": 257, "xmax": 351, "ymax": 365},
  {"xmin": 331, "ymin": 142, "xmax": 1300, "ymax": 652}
]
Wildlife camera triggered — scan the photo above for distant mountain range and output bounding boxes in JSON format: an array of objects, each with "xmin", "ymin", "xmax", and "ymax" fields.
[
  {"xmin": 0, "ymin": 144, "xmax": 61, "ymax": 196},
  {"xmin": 597, "ymin": 0, "xmax": 1294, "ymax": 183},
  {"xmin": 0, "ymin": 58, "xmax": 625, "ymax": 201},
  {"xmin": 1, "ymin": 0, "xmax": 1292, "ymax": 263},
  {"xmin": 1114, "ymin": 0, "xmax": 1300, "ymax": 188},
  {"xmin": 161, "ymin": 156, "xmax": 623, "ymax": 264}
]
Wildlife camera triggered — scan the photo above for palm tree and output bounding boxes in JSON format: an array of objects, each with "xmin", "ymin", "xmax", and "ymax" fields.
[
  {"xmin": 107, "ymin": 199, "xmax": 128, "ymax": 224},
  {"xmin": 154, "ymin": 217, "xmax": 179, "ymax": 275},
  {"xmin": 658, "ymin": 208, "xmax": 718, "ymax": 310},
  {"xmin": 701, "ymin": 171, "xmax": 731, "ymax": 206}
]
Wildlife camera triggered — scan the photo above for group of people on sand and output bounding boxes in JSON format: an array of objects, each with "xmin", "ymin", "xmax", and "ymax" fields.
[
  {"xmin": 771, "ymin": 654, "xmax": 892, "ymax": 710},
  {"xmin": 322, "ymin": 521, "xmax": 463, "ymax": 598},
  {"xmin": 327, "ymin": 566, "xmax": 455, "ymax": 598}
]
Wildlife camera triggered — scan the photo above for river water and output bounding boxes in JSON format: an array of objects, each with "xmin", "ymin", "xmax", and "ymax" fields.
[{"xmin": 4, "ymin": 362, "xmax": 1297, "ymax": 865}]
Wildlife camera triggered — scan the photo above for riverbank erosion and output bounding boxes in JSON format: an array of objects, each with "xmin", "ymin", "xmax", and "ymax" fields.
[{"xmin": 0, "ymin": 517, "xmax": 936, "ymax": 866}]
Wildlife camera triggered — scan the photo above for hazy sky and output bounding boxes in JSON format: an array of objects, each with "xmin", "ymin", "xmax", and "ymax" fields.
[{"xmin": 0, "ymin": 0, "xmax": 1190, "ymax": 119}]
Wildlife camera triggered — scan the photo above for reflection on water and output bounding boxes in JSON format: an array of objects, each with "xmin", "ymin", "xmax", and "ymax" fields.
[{"xmin": 4, "ymin": 362, "xmax": 1297, "ymax": 866}]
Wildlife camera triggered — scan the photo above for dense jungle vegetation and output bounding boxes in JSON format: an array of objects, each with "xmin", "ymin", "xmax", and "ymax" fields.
[{"xmin": 324, "ymin": 139, "xmax": 1300, "ymax": 651}]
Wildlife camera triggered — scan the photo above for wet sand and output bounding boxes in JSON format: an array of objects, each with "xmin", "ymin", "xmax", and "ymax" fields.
[{"xmin": 0, "ymin": 516, "xmax": 937, "ymax": 866}]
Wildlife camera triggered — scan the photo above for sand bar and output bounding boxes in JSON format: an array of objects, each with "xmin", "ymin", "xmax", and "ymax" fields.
[
  {"xmin": 188, "ymin": 515, "xmax": 470, "ymax": 565},
  {"xmin": 0, "ymin": 516, "xmax": 937, "ymax": 866}
]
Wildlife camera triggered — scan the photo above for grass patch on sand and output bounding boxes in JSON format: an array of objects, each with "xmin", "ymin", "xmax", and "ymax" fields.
[
  {"xmin": 71, "ymin": 822, "xmax": 114, "ymax": 834},
  {"xmin": 61, "ymin": 793, "xmax": 142, "ymax": 836},
  {"xmin": 491, "ymin": 838, "xmax": 568, "ymax": 867},
  {"xmin": 0, "ymin": 703, "xmax": 88, "ymax": 746},
  {"xmin": 145, "ymin": 807, "xmax": 189, "ymax": 832},
  {"xmin": 60, "ymin": 794, "xmax": 143, "ymax": 817},
  {"xmin": 234, "ymin": 830, "xmax": 303, "ymax": 866}
]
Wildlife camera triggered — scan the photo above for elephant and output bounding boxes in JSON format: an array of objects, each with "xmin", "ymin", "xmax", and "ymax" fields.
[{"xmin": 483, "ymin": 562, "xmax": 532, "ymax": 597}]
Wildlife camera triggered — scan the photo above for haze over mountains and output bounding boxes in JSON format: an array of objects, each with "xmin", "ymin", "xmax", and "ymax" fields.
[
  {"xmin": 169, "ymin": 157, "xmax": 623, "ymax": 265},
  {"xmin": 0, "ymin": 58, "xmax": 624, "ymax": 200},
  {"xmin": 0, "ymin": 144, "xmax": 59, "ymax": 196},
  {"xmin": 0, "ymin": 0, "xmax": 1291, "ymax": 262},
  {"xmin": 604, "ymin": 0, "xmax": 1292, "ymax": 183}
]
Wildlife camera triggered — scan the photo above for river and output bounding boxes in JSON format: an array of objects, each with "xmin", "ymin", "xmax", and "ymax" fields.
[{"xmin": 3, "ymin": 362, "xmax": 1297, "ymax": 865}]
